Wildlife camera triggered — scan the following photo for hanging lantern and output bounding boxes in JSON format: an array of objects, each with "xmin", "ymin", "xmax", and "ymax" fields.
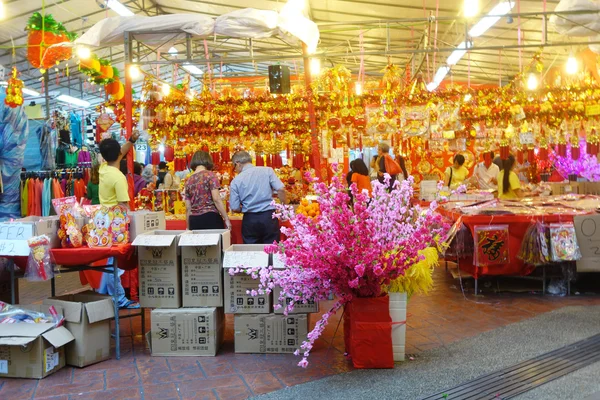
[
  {"xmin": 517, "ymin": 148, "xmax": 524, "ymax": 164},
  {"xmin": 163, "ymin": 145, "xmax": 175, "ymax": 162},
  {"xmin": 527, "ymin": 147, "xmax": 535, "ymax": 163},
  {"xmin": 557, "ymin": 142, "xmax": 567, "ymax": 157},
  {"xmin": 4, "ymin": 67, "xmax": 24, "ymax": 108},
  {"xmin": 328, "ymin": 117, "xmax": 341, "ymax": 131},
  {"xmin": 354, "ymin": 117, "xmax": 366, "ymax": 130},
  {"xmin": 571, "ymin": 145, "xmax": 580, "ymax": 160},
  {"xmin": 500, "ymin": 141, "xmax": 510, "ymax": 160},
  {"xmin": 26, "ymin": 12, "xmax": 76, "ymax": 70},
  {"xmin": 151, "ymin": 151, "xmax": 160, "ymax": 165}
]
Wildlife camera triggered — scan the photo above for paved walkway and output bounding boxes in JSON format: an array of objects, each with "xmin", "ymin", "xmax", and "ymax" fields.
[{"xmin": 2, "ymin": 265, "xmax": 599, "ymax": 400}]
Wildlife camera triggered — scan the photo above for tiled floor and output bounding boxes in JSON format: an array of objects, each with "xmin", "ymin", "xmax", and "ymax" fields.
[{"xmin": 3, "ymin": 264, "xmax": 600, "ymax": 400}]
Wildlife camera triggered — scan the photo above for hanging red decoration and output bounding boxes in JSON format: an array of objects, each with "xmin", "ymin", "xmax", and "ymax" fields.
[
  {"xmin": 151, "ymin": 152, "xmax": 160, "ymax": 165},
  {"xmin": 557, "ymin": 143, "xmax": 567, "ymax": 157},
  {"xmin": 163, "ymin": 145, "xmax": 175, "ymax": 162},
  {"xmin": 538, "ymin": 147, "xmax": 548, "ymax": 161},
  {"xmin": 4, "ymin": 67, "xmax": 24, "ymax": 108},
  {"xmin": 500, "ymin": 142, "xmax": 509, "ymax": 160},
  {"xmin": 517, "ymin": 149, "xmax": 524, "ymax": 164},
  {"xmin": 527, "ymin": 147, "xmax": 535, "ymax": 164},
  {"xmin": 571, "ymin": 145, "xmax": 580, "ymax": 160},
  {"xmin": 328, "ymin": 117, "xmax": 341, "ymax": 130}
]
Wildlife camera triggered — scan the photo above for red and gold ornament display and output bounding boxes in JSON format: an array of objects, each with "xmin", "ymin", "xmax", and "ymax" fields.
[{"xmin": 4, "ymin": 67, "xmax": 24, "ymax": 108}]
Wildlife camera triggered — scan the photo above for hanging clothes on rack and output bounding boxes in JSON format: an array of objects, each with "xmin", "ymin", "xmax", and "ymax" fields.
[{"xmin": 70, "ymin": 112, "xmax": 82, "ymax": 148}]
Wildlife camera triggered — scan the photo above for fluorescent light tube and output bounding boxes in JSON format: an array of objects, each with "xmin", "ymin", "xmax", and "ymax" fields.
[
  {"xmin": 106, "ymin": 0, "xmax": 134, "ymax": 17},
  {"xmin": 468, "ymin": 1, "xmax": 514, "ymax": 37},
  {"xmin": 447, "ymin": 41, "xmax": 472, "ymax": 66},
  {"xmin": 23, "ymin": 88, "xmax": 41, "ymax": 97},
  {"xmin": 57, "ymin": 94, "xmax": 90, "ymax": 108},
  {"xmin": 433, "ymin": 66, "xmax": 450, "ymax": 84},
  {"xmin": 182, "ymin": 64, "xmax": 204, "ymax": 75}
]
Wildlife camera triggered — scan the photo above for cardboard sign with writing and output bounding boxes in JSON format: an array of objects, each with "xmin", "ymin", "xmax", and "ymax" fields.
[
  {"xmin": 0, "ymin": 223, "xmax": 34, "ymax": 256},
  {"xmin": 574, "ymin": 215, "xmax": 600, "ymax": 271}
]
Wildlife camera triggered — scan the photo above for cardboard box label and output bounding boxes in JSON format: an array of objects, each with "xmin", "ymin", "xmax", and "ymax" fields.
[
  {"xmin": 234, "ymin": 314, "xmax": 307, "ymax": 353},
  {"xmin": 223, "ymin": 251, "xmax": 268, "ymax": 268},
  {"xmin": 228, "ymin": 275, "xmax": 269, "ymax": 313},
  {"xmin": 0, "ymin": 360, "xmax": 7, "ymax": 374},
  {"xmin": 44, "ymin": 347, "xmax": 59, "ymax": 373}
]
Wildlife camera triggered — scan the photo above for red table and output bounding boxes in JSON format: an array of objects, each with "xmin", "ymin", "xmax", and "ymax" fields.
[
  {"xmin": 439, "ymin": 208, "xmax": 584, "ymax": 292},
  {"xmin": 49, "ymin": 244, "xmax": 138, "ymax": 360}
]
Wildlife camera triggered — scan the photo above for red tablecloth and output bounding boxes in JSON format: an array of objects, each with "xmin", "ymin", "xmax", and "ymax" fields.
[
  {"xmin": 165, "ymin": 219, "xmax": 291, "ymax": 244},
  {"xmin": 51, "ymin": 244, "xmax": 138, "ymax": 289},
  {"xmin": 439, "ymin": 208, "xmax": 581, "ymax": 279}
]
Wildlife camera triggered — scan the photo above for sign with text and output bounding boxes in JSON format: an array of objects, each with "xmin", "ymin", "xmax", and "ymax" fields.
[
  {"xmin": 0, "ymin": 223, "xmax": 34, "ymax": 256},
  {"xmin": 574, "ymin": 215, "xmax": 600, "ymax": 271}
]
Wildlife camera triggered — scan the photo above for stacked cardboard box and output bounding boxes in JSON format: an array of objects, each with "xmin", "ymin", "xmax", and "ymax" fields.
[
  {"xmin": 135, "ymin": 229, "xmax": 230, "ymax": 357},
  {"xmin": 224, "ymin": 246, "xmax": 314, "ymax": 354}
]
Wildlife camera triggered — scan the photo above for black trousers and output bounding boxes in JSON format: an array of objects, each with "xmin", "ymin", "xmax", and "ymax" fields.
[
  {"xmin": 189, "ymin": 212, "xmax": 225, "ymax": 231},
  {"xmin": 242, "ymin": 210, "xmax": 280, "ymax": 244}
]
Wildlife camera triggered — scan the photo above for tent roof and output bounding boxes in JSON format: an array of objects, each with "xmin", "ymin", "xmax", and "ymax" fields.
[{"xmin": 0, "ymin": 0, "xmax": 574, "ymax": 110}]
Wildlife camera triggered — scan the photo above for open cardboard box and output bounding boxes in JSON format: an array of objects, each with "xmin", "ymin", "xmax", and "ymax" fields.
[{"xmin": 0, "ymin": 305, "xmax": 74, "ymax": 379}]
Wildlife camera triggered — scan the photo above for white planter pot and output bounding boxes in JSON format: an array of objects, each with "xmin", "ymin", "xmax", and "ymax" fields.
[{"xmin": 388, "ymin": 292, "xmax": 407, "ymax": 362}]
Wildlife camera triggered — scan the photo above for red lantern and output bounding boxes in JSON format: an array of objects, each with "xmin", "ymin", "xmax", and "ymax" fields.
[
  {"xmin": 557, "ymin": 143, "xmax": 567, "ymax": 157},
  {"xmin": 500, "ymin": 143, "xmax": 509, "ymax": 160},
  {"xmin": 538, "ymin": 147, "xmax": 548, "ymax": 161},
  {"xmin": 164, "ymin": 145, "xmax": 175, "ymax": 162},
  {"xmin": 151, "ymin": 151, "xmax": 160, "ymax": 165},
  {"xmin": 328, "ymin": 117, "xmax": 341, "ymax": 131},
  {"xmin": 527, "ymin": 148, "xmax": 535, "ymax": 163},
  {"xmin": 517, "ymin": 149, "xmax": 524, "ymax": 164},
  {"xmin": 572, "ymin": 146, "xmax": 580, "ymax": 160},
  {"xmin": 354, "ymin": 117, "xmax": 366, "ymax": 130},
  {"xmin": 342, "ymin": 115, "xmax": 354, "ymax": 126}
]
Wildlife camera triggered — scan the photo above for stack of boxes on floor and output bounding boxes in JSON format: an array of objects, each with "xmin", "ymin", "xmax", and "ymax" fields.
[
  {"xmin": 133, "ymin": 224, "xmax": 317, "ymax": 356},
  {"xmin": 224, "ymin": 247, "xmax": 316, "ymax": 354}
]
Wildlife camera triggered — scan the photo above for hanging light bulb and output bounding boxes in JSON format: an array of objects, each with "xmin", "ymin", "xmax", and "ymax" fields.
[
  {"xmin": 355, "ymin": 82, "xmax": 363, "ymax": 96},
  {"xmin": 188, "ymin": 89, "xmax": 196, "ymax": 100},
  {"xmin": 464, "ymin": 93, "xmax": 472, "ymax": 102},
  {"xmin": 161, "ymin": 83, "xmax": 171, "ymax": 96},
  {"xmin": 464, "ymin": 0, "xmax": 478, "ymax": 18},
  {"xmin": 566, "ymin": 55, "xmax": 578, "ymax": 75},
  {"xmin": 76, "ymin": 46, "xmax": 91, "ymax": 60},
  {"xmin": 527, "ymin": 73, "xmax": 538, "ymax": 90},
  {"xmin": 310, "ymin": 58, "xmax": 320, "ymax": 76},
  {"xmin": 128, "ymin": 65, "xmax": 141, "ymax": 80},
  {"xmin": 158, "ymin": 144, "xmax": 165, "ymax": 153}
]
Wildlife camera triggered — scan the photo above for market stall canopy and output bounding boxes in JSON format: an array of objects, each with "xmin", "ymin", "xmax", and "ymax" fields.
[
  {"xmin": 75, "ymin": 8, "xmax": 319, "ymax": 53},
  {"xmin": 550, "ymin": 0, "xmax": 600, "ymax": 53}
]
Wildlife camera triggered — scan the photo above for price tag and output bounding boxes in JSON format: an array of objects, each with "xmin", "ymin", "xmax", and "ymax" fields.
[
  {"xmin": 135, "ymin": 143, "xmax": 148, "ymax": 152},
  {"xmin": 519, "ymin": 132, "xmax": 534, "ymax": 145}
]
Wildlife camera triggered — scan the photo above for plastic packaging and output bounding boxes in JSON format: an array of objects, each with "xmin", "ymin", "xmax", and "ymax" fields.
[
  {"xmin": 0, "ymin": 302, "xmax": 64, "ymax": 326},
  {"xmin": 25, "ymin": 235, "xmax": 53, "ymax": 281}
]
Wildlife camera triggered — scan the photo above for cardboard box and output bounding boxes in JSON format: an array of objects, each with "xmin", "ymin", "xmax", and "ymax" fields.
[
  {"xmin": 550, "ymin": 182, "xmax": 581, "ymax": 195},
  {"xmin": 0, "ymin": 216, "xmax": 60, "ymax": 256},
  {"xmin": 271, "ymin": 255, "xmax": 318, "ymax": 314},
  {"xmin": 0, "ymin": 305, "xmax": 74, "ymax": 379},
  {"xmin": 148, "ymin": 307, "xmax": 224, "ymax": 356},
  {"xmin": 43, "ymin": 291, "xmax": 115, "ymax": 367},
  {"xmin": 129, "ymin": 211, "xmax": 166, "ymax": 242},
  {"xmin": 234, "ymin": 314, "xmax": 307, "ymax": 354},
  {"xmin": 133, "ymin": 230, "xmax": 186, "ymax": 308},
  {"xmin": 180, "ymin": 230, "xmax": 231, "ymax": 307},
  {"xmin": 223, "ymin": 245, "xmax": 271, "ymax": 314}
]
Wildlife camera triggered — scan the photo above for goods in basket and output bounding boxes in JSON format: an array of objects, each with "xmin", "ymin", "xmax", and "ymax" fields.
[
  {"xmin": 549, "ymin": 223, "xmax": 581, "ymax": 262},
  {"xmin": 25, "ymin": 235, "xmax": 53, "ymax": 281},
  {"xmin": 0, "ymin": 302, "xmax": 63, "ymax": 326},
  {"xmin": 474, "ymin": 225, "xmax": 510, "ymax": 267}
]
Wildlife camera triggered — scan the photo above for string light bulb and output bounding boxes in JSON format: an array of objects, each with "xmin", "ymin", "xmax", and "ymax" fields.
[
  {"xmin": 355, "ymin": 82, "xmax": 362, "ymax": 96},
  {"xmin": 161, "ymin": 83, "xmax": 171, "ymax": 96},
  {"xmin": 128, "ymin": 65, "xmax": 141, "ymax": 80},
  {"xmin": 464, "ymin": 93, "xmax": 472, "ymax": 102},
  {"xmin": 566, "ymin": 55, "xmax": 578, "ymax": 75},
  {"xmin": 527, "ymin": 73, "xmax": 538, "ymax": 90},
  {"xmin": 76, "ymin": 47, "xmax": 91, "ymax": 60}
]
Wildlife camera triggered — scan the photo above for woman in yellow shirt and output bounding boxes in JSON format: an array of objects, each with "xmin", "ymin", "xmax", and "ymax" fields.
[
  {"xmin": 497, "ymin": 154, "xmax": 524, "ymax": 200},
  {"xmin": 444, "ymin": 154, "xmax": 469, "ymax": 189}
]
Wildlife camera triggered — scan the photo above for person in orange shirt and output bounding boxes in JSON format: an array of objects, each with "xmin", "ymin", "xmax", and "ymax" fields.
[{"xmin": 349, "ymin": 159, "xmax": 372, "ymax": 197}]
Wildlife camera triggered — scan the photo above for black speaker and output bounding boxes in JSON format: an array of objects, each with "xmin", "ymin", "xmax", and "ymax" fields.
[{"xmin": 268, "ymin": 65, "xmax": 290, "ymax": 94}]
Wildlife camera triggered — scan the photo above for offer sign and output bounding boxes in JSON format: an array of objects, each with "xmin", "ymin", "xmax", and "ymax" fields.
[
  {"xmin": 0, "ymin": 223, "xmax": 34, "ymax": 256},
  {"xmin": 474, "ymin": 225, "xmax": 510, "ymax": 267}
]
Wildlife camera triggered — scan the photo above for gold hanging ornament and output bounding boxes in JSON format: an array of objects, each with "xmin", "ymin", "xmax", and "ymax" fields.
[{"xmin": 5, "ymin": 67, "xmax": 24, "ymax": 108}]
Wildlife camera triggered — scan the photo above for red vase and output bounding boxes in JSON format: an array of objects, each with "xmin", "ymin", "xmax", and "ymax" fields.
[{"xmin": 344, "ymin": 296, "xmax": 394, "ymax": 369}]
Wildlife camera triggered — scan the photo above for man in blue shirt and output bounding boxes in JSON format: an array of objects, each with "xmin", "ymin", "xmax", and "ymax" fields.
[{"xmin": 229, "ymin": 151, "xmax": 286, "ymax": 244}]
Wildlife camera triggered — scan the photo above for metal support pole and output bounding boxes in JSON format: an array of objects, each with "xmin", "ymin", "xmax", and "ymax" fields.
[
  {"xmin": 112, "ymin": 261, "xmax": 120, "ymax": 360},
  {"xmin": 43, "ymin": 71, "xmax": 50, "ymax": 119},
  {"xmin": 51, "ymin": 277, "xmax": 56, "ymax": 297},
  {"xmin": 302, "ymin": 43, "xmax": 322, "ymax": 180},
  {"xmin": 124, "ymin": 32, "xmax": 135, "ymax": 210},
  {"xmin": 186, "ymin": 34, "xmax": 192, "ymax": 62}
]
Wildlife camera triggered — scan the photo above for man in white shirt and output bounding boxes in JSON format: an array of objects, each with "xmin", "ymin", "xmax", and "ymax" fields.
[{"xmin": 472, "ymin": 151, "xmax": 500, "ymax": 190}]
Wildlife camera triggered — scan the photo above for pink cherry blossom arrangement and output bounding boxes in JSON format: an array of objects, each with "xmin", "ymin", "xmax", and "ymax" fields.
[
  {"xmin": 552, "ymin": 139, "xmax": 600, "ymax": 181},
  {"xmin": 229, "ymin": 169, "xmax": 448, "ymax": 367}
]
